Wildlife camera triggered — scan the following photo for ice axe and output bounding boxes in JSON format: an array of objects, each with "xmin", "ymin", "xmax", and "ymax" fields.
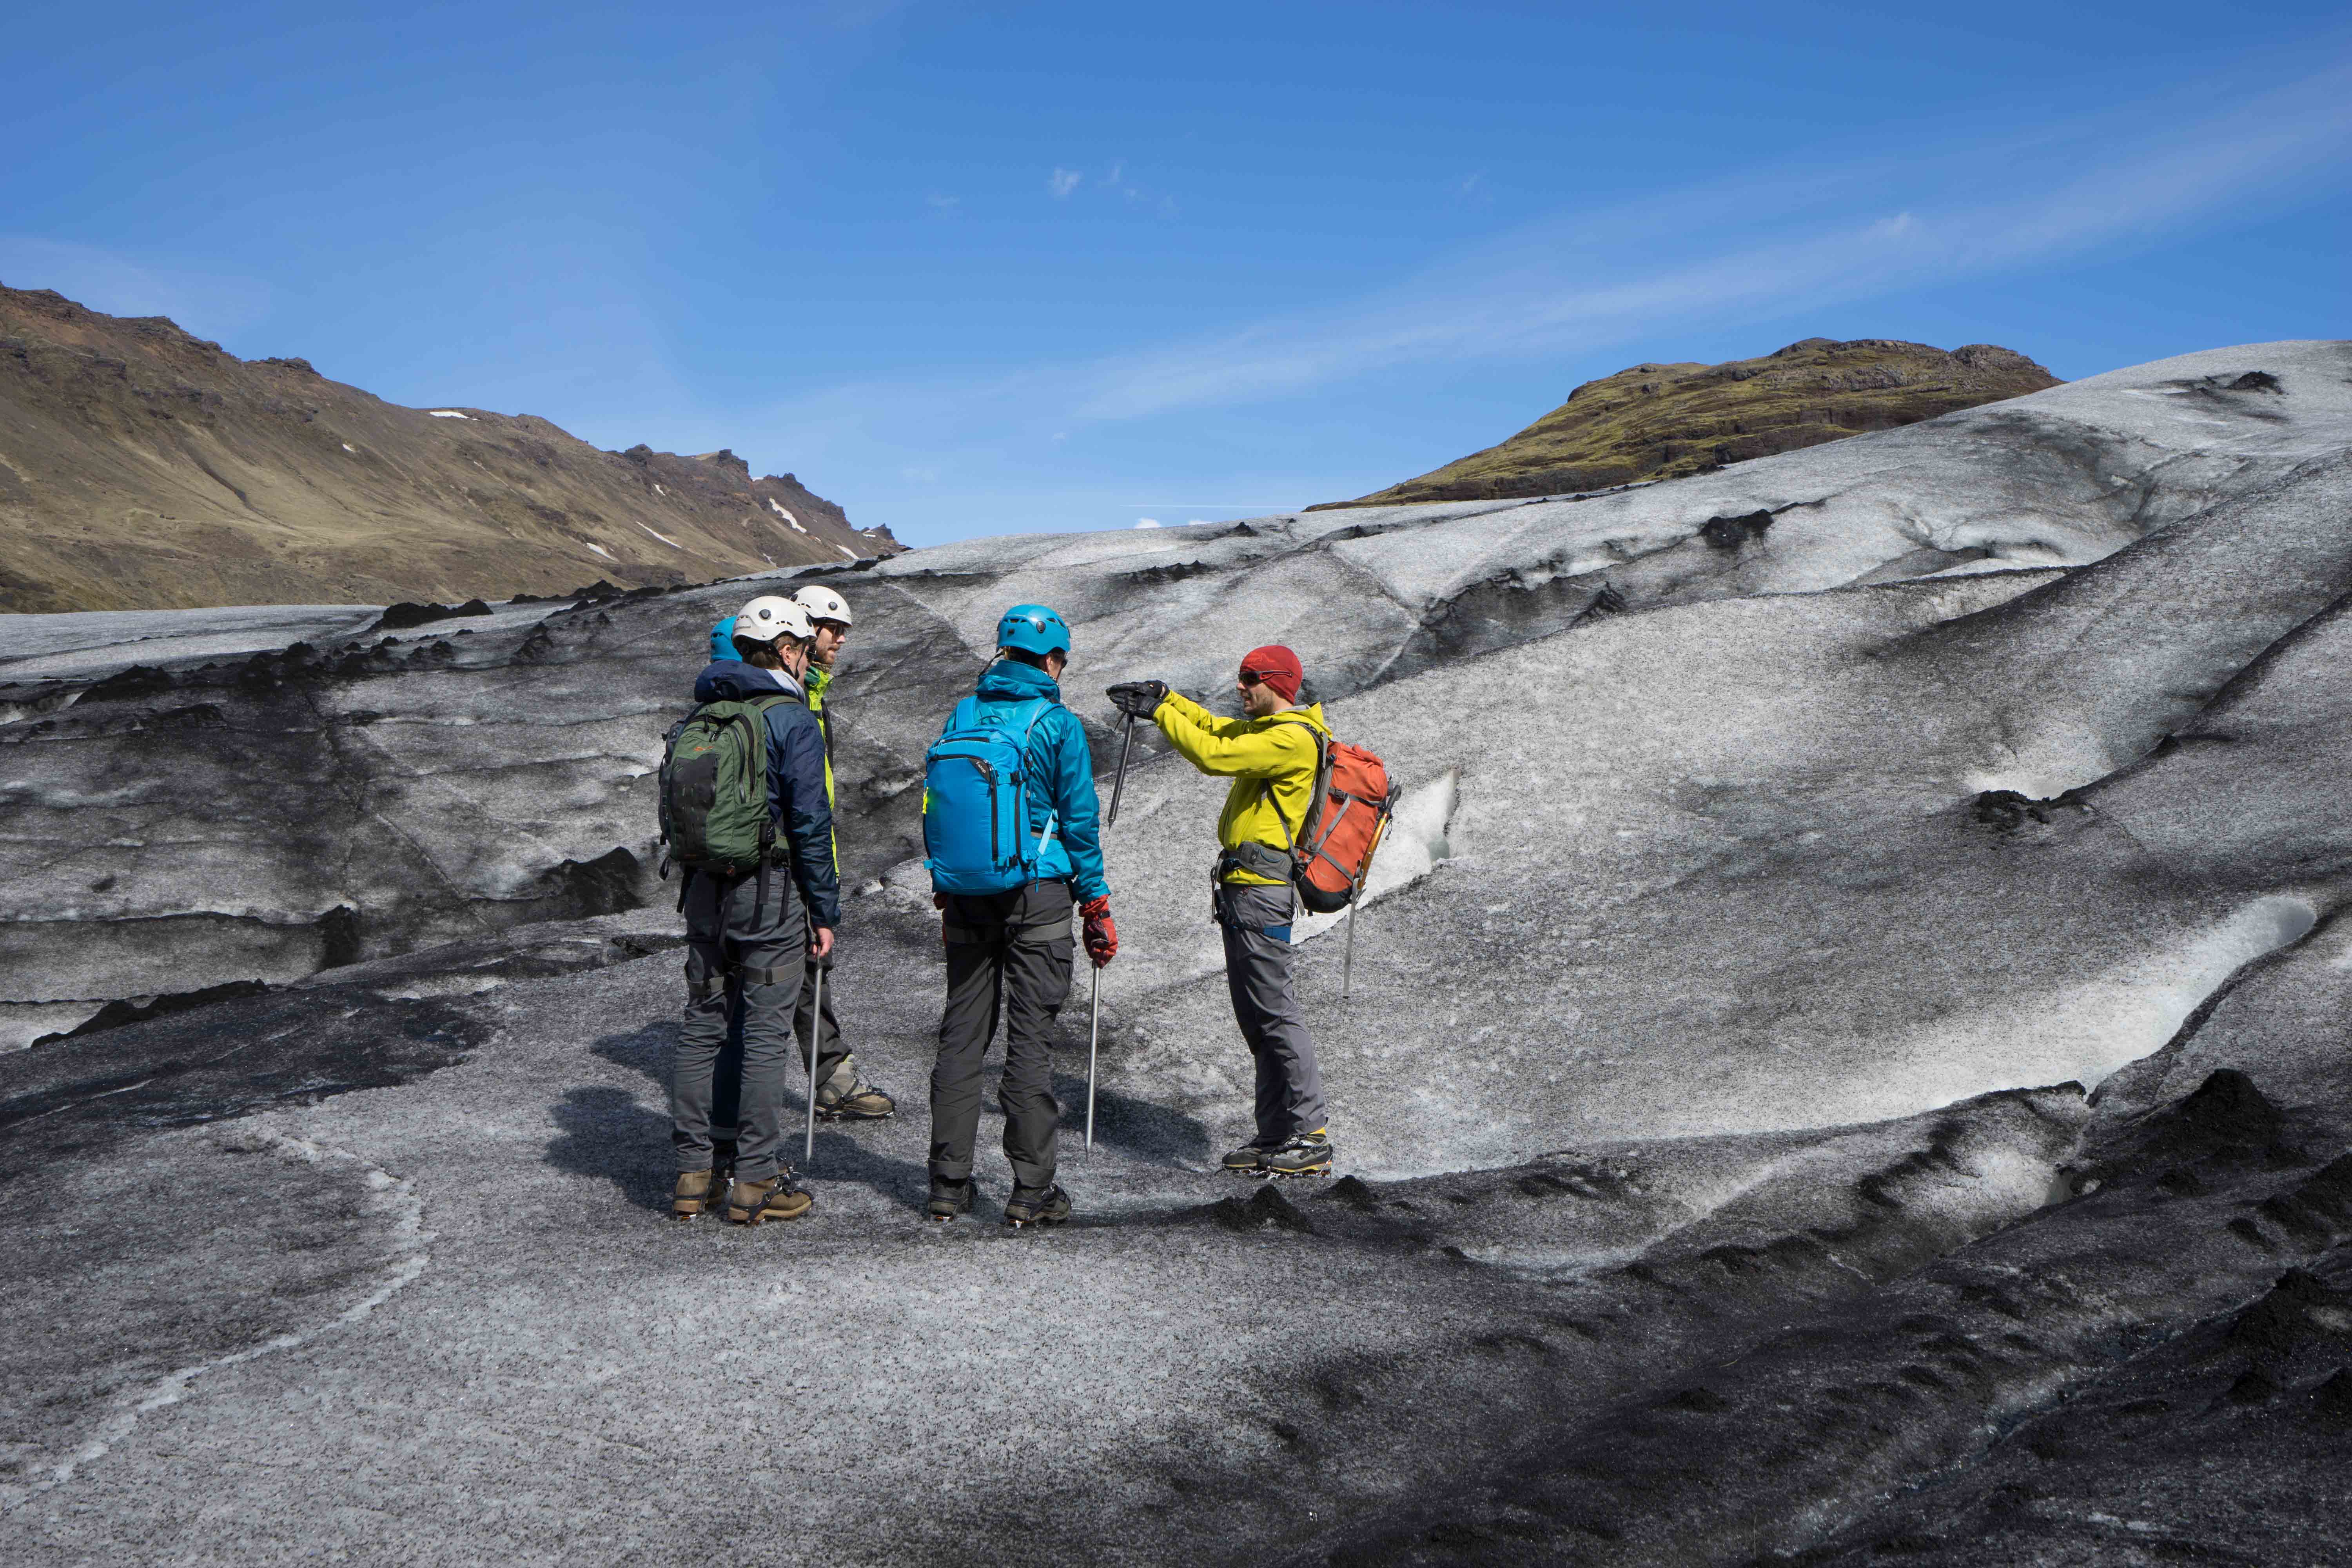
[
  {"xmin": 1087, "ymin": 711, "xmax": 1138, "ymax": 1156},
  {"xmin": 1105, "ymin": 714, "xmax": 1138, "ymax": 828}
]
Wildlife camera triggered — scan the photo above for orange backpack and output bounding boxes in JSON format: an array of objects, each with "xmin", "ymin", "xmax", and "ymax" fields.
[{"xmin": 1267, "ymin": 721, "xmax": 1400, "ymax": 915}]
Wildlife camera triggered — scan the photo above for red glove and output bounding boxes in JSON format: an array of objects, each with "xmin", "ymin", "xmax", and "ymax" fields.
[{"xmin": 1081, "ymin": 896, "xmax": 1116, "ymax": 968}]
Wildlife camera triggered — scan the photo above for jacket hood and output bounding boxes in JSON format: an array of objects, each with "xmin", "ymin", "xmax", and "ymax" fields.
[
  {"xmin": 975, "ymin": 658, "xmax": 1060, "ymax": 704},
  {"xmin": 694, "ymin": 659, "xmax": 804, "ymax": 705}
]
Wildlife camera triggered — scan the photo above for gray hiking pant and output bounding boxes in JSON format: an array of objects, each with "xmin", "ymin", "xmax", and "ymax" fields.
[
  {"xmin": 711, "ymin": 943, "xmax": 855, "ymax": 1140},
  {"xmin": 1216, "ymin": 880, "xmax": 1327, "ymax": 1143},
  {"xmin": 674, "ymin": 868, "xmax": 807, "ymax": 1183},
  {"xmin": 793, "ymin": 948, "xmax": 857, "ymax": 1100},
  {"xmin": 931, "ymin": 880, "xmax": 1073, "ymax": 1191}
]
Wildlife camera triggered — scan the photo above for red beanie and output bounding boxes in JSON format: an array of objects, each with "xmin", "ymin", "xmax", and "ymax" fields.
[{"xmin": 1239, "ymin": 644, "xmax": 1304, "ymax": 704}]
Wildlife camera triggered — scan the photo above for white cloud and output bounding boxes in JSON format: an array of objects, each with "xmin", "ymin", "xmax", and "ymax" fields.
[
  {"xmin": 926, "ymin": 194, "xmax": 961, "ymax": 214},
  {"xmin": 1067, "ymin": 60, "xmax": 2352, "ymax": 422},
  {"xmin": 1049, "ymin": 168, "xmax": 1082, "ymax": 198},
  {"xmin": 707, "ymin": 49, "xmax": 2352, "ymax": 526},
  {"xmin": 1134, "ymin": 517, "xmax": 1162, "ymax": 528}
]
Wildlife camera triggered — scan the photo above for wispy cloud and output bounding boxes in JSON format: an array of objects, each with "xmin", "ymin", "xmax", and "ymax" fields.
[
  {"xmin": 926, "ymin": 193, "xmax": 961, "ymax": 214},
  {"xmin": 1063, "ymin": 60, "xmax": 2352, "ymax": 420},
  {"xmin": 725, "ymin": 51, "xmax": 2352, "ymax": 534},
  {"xmin": 1047, "ymin": 160, "xmax": 1169, "ymax": 212}
]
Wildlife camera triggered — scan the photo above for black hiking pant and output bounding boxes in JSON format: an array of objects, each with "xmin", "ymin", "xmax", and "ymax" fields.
[
  {"xmin": 931, "ymin": 879, "xmax": 1074, "ymax": 1191},
  {"xmin": 675, "ymin": 867, "xmax": 806, "ymax": 1184}
]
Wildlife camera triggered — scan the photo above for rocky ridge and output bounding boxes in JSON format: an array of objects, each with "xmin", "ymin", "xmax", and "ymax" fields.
[{"xmin": 0, "ymin": 283, "xmax": 898, "ymax": 612}]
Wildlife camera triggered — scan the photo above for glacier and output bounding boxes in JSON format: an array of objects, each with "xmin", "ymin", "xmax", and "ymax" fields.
[{"xmin": 4, "ymin": 341, "xmax": 2352, "ymax": 1564}]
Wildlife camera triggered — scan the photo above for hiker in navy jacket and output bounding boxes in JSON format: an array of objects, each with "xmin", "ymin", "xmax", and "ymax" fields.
[
  {"xmin": 668, "ymin": 594, "xmax": 840, "ymax": 1225},
  {"xmin": 921, "ymin": 604, "xmax": 1114, "ymax": 1229}
]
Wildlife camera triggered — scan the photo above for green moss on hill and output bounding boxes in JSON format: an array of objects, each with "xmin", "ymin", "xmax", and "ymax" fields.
[{"xmin": 1319, "ymin": 338, "xmax": 2060, "ymax": 509}]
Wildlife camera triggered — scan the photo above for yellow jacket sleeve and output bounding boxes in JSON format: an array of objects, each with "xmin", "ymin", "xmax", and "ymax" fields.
[
  {"xmin": 1154, "ymin": 690, "xmax": 1319, "ymax": 779},
  {"xmin": 1153, "ymin": 692, "xmax": 1330, "ymax": 882}
]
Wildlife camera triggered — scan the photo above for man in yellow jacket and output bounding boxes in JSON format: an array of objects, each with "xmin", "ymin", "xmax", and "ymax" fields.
[{"xmin": 1109, "ymin": 646, "xmax": 1334, "ymax": 1177}]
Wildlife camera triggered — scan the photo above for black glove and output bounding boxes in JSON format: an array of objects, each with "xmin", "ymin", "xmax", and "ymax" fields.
[{"xmin": 1106, "ymin": 680, "xmax": 1169, "ymax": 719}]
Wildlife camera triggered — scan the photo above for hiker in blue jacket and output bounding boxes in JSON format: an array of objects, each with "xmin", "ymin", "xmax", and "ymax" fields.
[
  {"xmin": 922, "ymin": 604, "xmax": 1116, "ymax": 1228},
  {"xmin": 668, "ymin": 594, "xmax": 840, "ymax": 1225}
]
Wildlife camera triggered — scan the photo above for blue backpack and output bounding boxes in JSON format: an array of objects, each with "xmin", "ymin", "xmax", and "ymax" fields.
[{"xmin": 922, "ymin": 696, "xmax": 1072, "ymax": 895}]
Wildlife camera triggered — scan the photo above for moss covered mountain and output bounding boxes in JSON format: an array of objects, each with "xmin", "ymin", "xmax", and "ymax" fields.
[
  {"xmin": 1320, "ymin": 337, "xmax": 2060, "ymax": 509},
  {"xmin": 0, "ymin": 283, "xmax": 898, "ymax": 613}
]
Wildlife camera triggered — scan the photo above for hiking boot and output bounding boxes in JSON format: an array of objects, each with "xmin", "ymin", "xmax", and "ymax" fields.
[
  {"xmin": 1003, "ymin": 1182, "xmax": 1073, "ymax": 1229},
  {"xmin": 1261, "ymin": 1131, "xmax": 1334, "ymax": 1178},
  {"xmin": 1222, "ymin": 1142, "xmax": 1278, "ymax": 1175},
  {"xmin": 927, "ymin": 1177, "xmax": 975, "ymax": 1223},
  {"xmin": 817, "ymin": 1080, "xmax": 897, "ymax": 1121},
  {"xmin": 724, "ymin": 1171, "xmax": 814, "ymax": 1225},
  {"xmin": 671, "ymin": 1169, "xmax": 720, "ymax": 1220}
]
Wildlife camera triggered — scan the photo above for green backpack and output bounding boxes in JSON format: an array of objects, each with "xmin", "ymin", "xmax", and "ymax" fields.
[{"xmin": 659, "ymin": 695, "xmax": 793, "ymax": 877}]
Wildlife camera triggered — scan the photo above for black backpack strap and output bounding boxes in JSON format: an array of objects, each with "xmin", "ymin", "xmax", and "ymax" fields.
[{"xmin": 1254, "ymin": 714, "xmax": 1330, "ymax": 855}]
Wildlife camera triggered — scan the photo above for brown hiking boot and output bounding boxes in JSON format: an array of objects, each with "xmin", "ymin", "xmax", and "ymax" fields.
[
  {"xmin": 724, "ymin": 1171, "xmax": 814, "ymax": 1225},
  {"xmin": 1003, "ymin": 1182, "xmax": 1072, "ymax": 1229},
  {"xmin": 817, "ymin": 1081, "xmax": 897, "ymax": 1121},
  {"xmin": 671, "ymin": 1170, "xmax": 719, "ymax": 1220}
]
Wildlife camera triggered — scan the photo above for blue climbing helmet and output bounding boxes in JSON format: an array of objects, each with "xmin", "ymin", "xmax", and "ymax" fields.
[
  {"xmin": 995, "ymin": 603, "xmax": 1071, "ymax": 659},
  {"xmin": 707, "ymin": 615, "xmax": 737, "ymax": 662}
]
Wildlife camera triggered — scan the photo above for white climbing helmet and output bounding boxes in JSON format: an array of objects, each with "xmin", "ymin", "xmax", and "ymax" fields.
[
  {"xmin": 732, "ymin": 594, "xmax": 815, "ymax": 648},
  {"xmin": 791, "ymin": 584, "xmax": 853, "ymax": 628}
]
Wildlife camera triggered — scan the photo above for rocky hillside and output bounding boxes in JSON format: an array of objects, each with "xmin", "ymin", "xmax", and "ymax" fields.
[
  {"xmin": 0, "ymin": 283, "xmax": 897, "ymax": 612},
  {"xmin": 1323, "ymin": 337, "xmax": 2060, "ymax": 507}
]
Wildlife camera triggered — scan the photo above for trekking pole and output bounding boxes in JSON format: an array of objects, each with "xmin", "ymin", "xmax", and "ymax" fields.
[
  {"xmin": 806, "ymin": 940, "xmax": 822, "ymax": 1165},
  {"xmin": 1341, "ymin": 897, "xmax": 1361, "ymax": 1002},
  {"xmin": 1340, "ymin": 804, "xmax": 1397, "ymax": 1003},
  {"xmin": 1105, "ymin": 715, "xmax": 1138, "ymax": 827},
  {"xmin": 1086, "ymin": 964, "xmax": 1102, "ymax": 1153}
]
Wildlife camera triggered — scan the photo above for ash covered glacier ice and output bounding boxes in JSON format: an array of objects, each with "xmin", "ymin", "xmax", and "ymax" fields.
[{"xmin": 5, "ymin": 341, "xmax": 2352, "ymax": 1565}]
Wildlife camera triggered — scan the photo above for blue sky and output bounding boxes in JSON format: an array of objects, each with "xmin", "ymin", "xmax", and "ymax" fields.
[{"xmin": 5, "ymin": 1, "xmax": 2348, "ymax": 548}]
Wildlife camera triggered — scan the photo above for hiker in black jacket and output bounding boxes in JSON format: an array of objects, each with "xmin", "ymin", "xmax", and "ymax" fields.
[{"xmin": 669, "ymin": 595, "xmax": 840, "ymax": 1225}]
